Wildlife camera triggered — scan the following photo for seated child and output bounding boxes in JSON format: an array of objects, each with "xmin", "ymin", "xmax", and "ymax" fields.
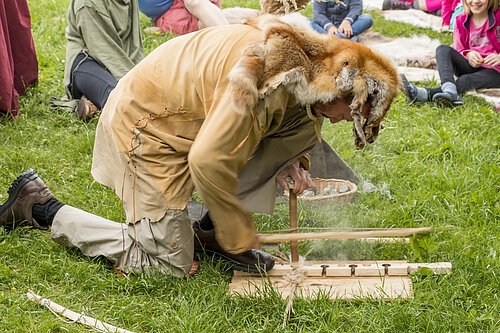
[
  {"xmin": 310, "ymin": 0, "xmax": 373, "ymax": 42},
  {"xmin": 401, "ymin": 0, "xmax": 500, "ymax": 107}
]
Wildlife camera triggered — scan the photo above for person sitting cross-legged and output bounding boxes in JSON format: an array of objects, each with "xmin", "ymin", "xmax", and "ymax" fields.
[
  {"xmin": 309, "ymin": 0, "xmax": 373, "ymax": 42},
  {"xmin": 64, "ymin": 0, "xmax": 144, "ymax": 121}
]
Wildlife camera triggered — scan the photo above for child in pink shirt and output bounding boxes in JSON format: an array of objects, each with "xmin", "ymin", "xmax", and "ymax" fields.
[{"xmin": 402, "ymin": 0, "xmax": 500, "ymax": 107}]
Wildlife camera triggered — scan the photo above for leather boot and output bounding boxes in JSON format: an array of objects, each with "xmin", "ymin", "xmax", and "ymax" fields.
[
  {"xmin": 193, "ymin": 220, "xmax": 275, "ymax": 273},
  {"xmin": 0, "ymin": 169, "xmax": 54, "ymax": 230}
]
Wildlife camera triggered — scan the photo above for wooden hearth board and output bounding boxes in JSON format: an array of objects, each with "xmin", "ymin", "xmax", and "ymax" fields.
[{"xmin": 229, "ymin": 261, "xmax": 452, "ymax": 300}]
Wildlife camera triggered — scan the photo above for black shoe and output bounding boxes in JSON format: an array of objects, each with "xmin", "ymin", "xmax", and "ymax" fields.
[
  {"xmin": 193, "ymin": 221, "xmax": 275, "ymax": 273},
  {"xmin": 432, "ymin": 92, "xmax": 463, "ymax": 107},
  {"xmin": 0, "ymin": 169, "xmax": 54, "ymax": 230}
]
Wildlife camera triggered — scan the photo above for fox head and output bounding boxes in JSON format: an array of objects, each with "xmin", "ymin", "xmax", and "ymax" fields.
[{"xmin": 229, "ymin": 14, "xmax": 400, "ymax": 148}]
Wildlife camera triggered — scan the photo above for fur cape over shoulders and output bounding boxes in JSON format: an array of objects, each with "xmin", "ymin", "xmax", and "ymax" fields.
[{"xmin": 228, "ymin": 14, "xmax": 401, "ymax": 149}]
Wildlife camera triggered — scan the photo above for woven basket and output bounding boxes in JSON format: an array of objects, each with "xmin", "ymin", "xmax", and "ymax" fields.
[{"xmin": 298, "ymin": 178, "xmax": 357, "ymax": 205}]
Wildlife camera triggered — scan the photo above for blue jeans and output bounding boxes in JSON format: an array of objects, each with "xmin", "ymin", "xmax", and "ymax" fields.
[{"xmin": 309, "ymin": 14, "xmax": 373, "ymax": 42}]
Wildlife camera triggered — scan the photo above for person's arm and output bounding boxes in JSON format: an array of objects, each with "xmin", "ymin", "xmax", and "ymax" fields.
[
  {"xmin": 344, "ymin": 0, "xmax": 362, "ymax": 24},
  {"xmin": 189, "ymin": 88, "xmax": 292, "ymax": 254},
  {"xmin": 441, "ymin": 0, "xmax": 452, "ymax": 27},
  {"xmin": 452, "ymin": 19, "xmax": 470, "ymax": 56},
  {"xmin": 75, "ymin": 5, "xmax": 137, "ymax": 79},
  {"xmin": 313, "ymin": 1, "xmax": 335, "ymax": 31},
  {"xmin": 452, "ymin": 22, "xmax": 484, "ymax": 67}
]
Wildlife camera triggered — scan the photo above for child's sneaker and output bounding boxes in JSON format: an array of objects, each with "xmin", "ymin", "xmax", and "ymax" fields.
[
  {"xmin": 432, "ymin": 92, "xmax": 463, "ymax": 107},
  {"xmin": 400, "ymin": 74, "xmax": 419, "ymax": 104}
]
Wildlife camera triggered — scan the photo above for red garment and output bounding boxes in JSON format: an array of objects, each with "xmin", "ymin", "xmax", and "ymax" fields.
[
  {"xmin": 154, "ymin": 0, "xmax": 221, "ymax": 36},
  {"xmin": 0, "ymin": 0, "xmax": 38, "ymax": 118},
  {"xmin": 441, "ymin": 0, "xmax": 460, "ymax": 27}
]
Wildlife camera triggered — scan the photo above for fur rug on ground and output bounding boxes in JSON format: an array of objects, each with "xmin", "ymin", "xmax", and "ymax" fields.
[
  {"xmin": 380, "ymin": 9, "xmax": 443, "ymax": 31},
  {"xmin": 359, "ymin": 31, "xmax": 440, "ymax": 69},
  {"xmin": 363, "ymin": 0, "xmax": 384, "ymax": 9},
  {"xmin": 397, "ymin": 66, "xmax": 439, "ymax": 81},
  {"xmin": 467, "ymin": 89, "xmax": 500, "ymax": 111}
]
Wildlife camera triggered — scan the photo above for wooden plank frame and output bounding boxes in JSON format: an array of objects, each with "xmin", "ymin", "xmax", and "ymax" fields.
[{"xmin": 229, "ymin": 261, "xmax": 452, "ymax": 300}]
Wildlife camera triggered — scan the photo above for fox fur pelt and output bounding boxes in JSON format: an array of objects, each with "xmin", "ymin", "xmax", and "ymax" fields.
[{"xmin": 228, "ymin": 14, "xmax": 400, "ymax": 149}]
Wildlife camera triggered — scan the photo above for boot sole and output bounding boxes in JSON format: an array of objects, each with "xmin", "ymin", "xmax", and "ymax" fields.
[
  {"xmin": 195, "ymin": 249, "xmax": 275, "ymax": 273},
  {"xmin": 434, "ymin": 96, "xmax": 463, "ymax": 108},
  {"xmin": 0, "ymin": 169, "xmax": 38, "ymax": 228}
]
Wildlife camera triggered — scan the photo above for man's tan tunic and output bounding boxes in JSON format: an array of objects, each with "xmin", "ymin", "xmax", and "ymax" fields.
[{"xmin": 92, "ymin": 24, "xmax": 317, "ymax": 253}]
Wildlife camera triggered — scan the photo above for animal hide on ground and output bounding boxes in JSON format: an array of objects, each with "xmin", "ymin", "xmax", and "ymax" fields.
[
  {"xmin": 467, "ymin": 89, "xmax": 500, "ymax": 111},
  {"xmin": 397, "ymin": 66, "xmax": 439, "ymax": 82},
  {"xmin": 363, "ymin": 0, "xmax": 384, "ymax": 10},
  {"xmin": 380, "ymin": 9, "xmax": 443, "ymax": 31},
  {"xmin": 359, "ymin": 31, "xmax": 440, "ymax": 69}
]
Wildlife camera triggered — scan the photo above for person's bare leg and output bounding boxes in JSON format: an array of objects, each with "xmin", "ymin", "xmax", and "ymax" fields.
[
  {"xmin": 184, "ymin": 0, "xmax": 229, "ymax": 28},
  {"xmin": 416, "ymin": 0, "xmax": 428, "ymax": 11},
  {"xmin": 222, "ymin": 7, "xmax": 259, "ymax": 24}
]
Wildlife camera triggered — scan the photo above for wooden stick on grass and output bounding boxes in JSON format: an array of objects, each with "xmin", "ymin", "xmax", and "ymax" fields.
[{"xmin": 27, "ymin": 290, "xmax": 136, "ymax": 333}]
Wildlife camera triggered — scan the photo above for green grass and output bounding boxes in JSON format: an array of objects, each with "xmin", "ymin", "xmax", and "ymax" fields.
[{"xmin": 1, "ymin": 1, "xmax": 499, "ymax": 332}]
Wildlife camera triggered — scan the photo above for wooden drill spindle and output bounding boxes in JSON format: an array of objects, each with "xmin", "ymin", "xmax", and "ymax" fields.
[{"xmin": 288, "ymin": 180, "xmax": 299, "ymax": 265}]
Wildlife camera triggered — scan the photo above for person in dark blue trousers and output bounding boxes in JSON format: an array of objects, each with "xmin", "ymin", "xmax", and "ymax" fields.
[{"xmin": 310, "ymin": 0, "xmax": 372, "ymax": 42}]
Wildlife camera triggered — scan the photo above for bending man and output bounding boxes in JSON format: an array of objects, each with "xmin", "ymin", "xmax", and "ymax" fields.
[{"xmin": 0, "ymin": 16, "xmax": 400, "ymax": 277}]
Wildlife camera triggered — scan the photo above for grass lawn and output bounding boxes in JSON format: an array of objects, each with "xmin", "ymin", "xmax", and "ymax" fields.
[{"xmin": 1, "ymin": 0, "xmax": 499, "ymax": 332}]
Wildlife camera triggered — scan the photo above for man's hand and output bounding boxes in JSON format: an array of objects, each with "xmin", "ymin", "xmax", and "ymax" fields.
[
  {"xmin": 327, "ymin": 25, "xmax": 339, "ymax": 36},
  {"xmin": 276, "ymin": 163, "xmax": 313, "ymax": 195},
  {"xmin": 484, "ymin": 53, "xmax": 500, "ymax": 66},
  {"xmin": 467, "ymin": 51, "xmax": 484, "ymax": 68},
  {"xmin": 338, "ymin": 20, "xmax": 353, "ymax": 38}
]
